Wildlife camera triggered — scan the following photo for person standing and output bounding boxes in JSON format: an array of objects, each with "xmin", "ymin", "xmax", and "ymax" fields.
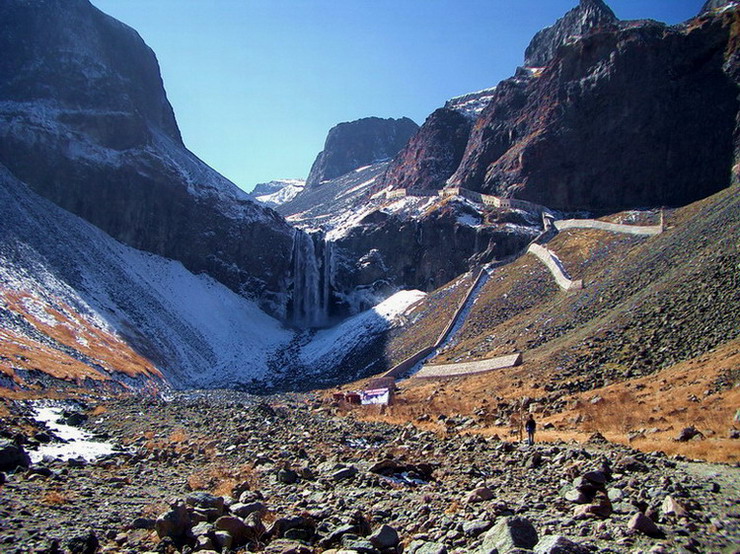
[{"xmin": 525, "ymin": 414, "xmax": 536, "ymax": 445}]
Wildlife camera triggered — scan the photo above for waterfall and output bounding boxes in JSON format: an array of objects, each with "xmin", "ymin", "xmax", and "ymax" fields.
[{"xmin": 290, "ymin": 229, "xmax": 332, "ymax": 327}]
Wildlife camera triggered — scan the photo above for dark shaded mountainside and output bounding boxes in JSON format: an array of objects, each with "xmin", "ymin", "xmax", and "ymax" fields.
[
  {"xmin": 0, "ymin": 0, "xmax": 737, "ymax": 393},
  {"xmin": 0, "ymin": 0, "xmax": 296, "ymax": 319}
]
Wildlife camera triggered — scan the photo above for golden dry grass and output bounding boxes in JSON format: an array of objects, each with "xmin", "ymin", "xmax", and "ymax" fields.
[
  {"xmin": 168, "ymin": 428, "xmax": 188, "ymax": 444},
  {"xmin": 0, "ymin": 290, "xmax": 161, "ymax": 386},
  {"xmin": 187, "ymin": 463, "xmax": 260, "ymax": 497},
  {"xmin": 41, "ymin": 489, "xmax": 73, "ymax": 506},
  {"xmin": 354, "ymin": 339, "xmax": 740, "ymax": 464},
  {"xmin": 89, "ymin": 405, "xmax": 108, "ymax": 416}
]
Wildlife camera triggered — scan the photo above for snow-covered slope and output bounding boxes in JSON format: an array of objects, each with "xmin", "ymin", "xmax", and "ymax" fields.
[
  {"xmin": 252, "ymin": 179, "xmax": 306, "ymax": 207},
  {"xmin": 0, "ymin": 0, "xmax": 297, "ymax": 320},
  {"xmin": 0, "ymin": 163, "xmax": 424, "ymax": 390},
  {"xmin": 0, "ymin": 163, "xmax": 293, "ymax": 389},
  {"xmin": 444, "ymin": 87, "xmax": 498, "ymax": 119}
]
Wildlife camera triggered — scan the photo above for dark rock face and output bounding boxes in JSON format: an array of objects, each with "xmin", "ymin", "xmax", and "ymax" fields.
[
  {"xmin": 0, "ymin": 439, "xmax": 30, "ymax": 472},
  {"xmin": 379, "ymin": 108, "xmax": 472, "ymax": 192},
  {"xmin": 450, "ymin": 9, "xmax": 739, "ymax": 212},
  {"xmin": 524, "ymin": 0, "xmax": 618, "ymax": 68},
  {"xmin": 0, "ymin": 0, "xmax": 296, "ymax": 317},
  {"xmin": 0, "ymin": 0, "xmax": 181, "ymax": 145},
  {"xmin": 306, "ymin": 117, "xmax": 418, "ymax": 186},
  {"xmin": 330, "ymin": 205, "xmax": 534, "ymax": 303}
]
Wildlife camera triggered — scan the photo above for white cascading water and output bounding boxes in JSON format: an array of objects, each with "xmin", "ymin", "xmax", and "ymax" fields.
[{"xmin": 290, "ymin": 230, "xmax": 331, "ymax": 327}]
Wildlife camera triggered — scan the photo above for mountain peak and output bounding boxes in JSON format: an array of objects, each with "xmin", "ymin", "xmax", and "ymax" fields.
[
  {"xmin": 306, "ymin": 116, "xmax": 419, "ymax": 186},
  {"xmin": 524, "ymin": 0, "xmax": 618, "ymax": 67}
]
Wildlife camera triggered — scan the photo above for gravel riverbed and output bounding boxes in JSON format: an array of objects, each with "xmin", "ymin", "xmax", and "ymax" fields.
[{"xmin": 0, "ymin": 391, "xmax": 738, "ymax": 553}]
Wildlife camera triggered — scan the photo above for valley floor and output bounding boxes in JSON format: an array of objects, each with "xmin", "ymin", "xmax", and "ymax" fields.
[{"xmin": 0, "ymin": 391, "xmax": 739, "ymax": 553}]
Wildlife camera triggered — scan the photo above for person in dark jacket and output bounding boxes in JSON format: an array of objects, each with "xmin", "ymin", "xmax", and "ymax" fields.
[{"xmin": 525, "ymin": 414, "xmax": 536, "ymax": 445}]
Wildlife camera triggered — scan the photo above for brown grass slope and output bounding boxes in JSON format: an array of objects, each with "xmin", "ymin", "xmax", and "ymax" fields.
[{"xmin": 354, "ymin": 185, "xmax": 739, "ymax": 462}]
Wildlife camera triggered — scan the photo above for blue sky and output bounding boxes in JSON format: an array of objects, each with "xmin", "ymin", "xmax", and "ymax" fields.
[{"xmin": 91, "ymin": 0, "xmax": 705, "ymax": 192}]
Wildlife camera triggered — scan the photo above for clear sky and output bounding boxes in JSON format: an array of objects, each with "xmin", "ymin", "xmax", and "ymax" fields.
[{"xmin": 90, "ymin": 0, "xmax": 705, "ymax": 192}]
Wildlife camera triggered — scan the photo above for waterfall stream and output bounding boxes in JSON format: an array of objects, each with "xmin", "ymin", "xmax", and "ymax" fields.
[{"xmin": 290, "ymin": 230, "xmax": 332, "ymax": 327}]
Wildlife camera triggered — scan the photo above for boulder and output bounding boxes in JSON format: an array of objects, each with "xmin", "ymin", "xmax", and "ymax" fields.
[
  {"xmin": 406, "ymin": 540, "xmax": 448, "ymax": 554},
  {"xmin": 0, "ymin": 439, "xmax": 30, "ymax": 471},
  {"xmin": 676, "ymin": 426, "xmax": 704, "ymax": 442},
  {"xmin": 214, "ymin": 515, "xmax": 251, "ymax": 547},
  {"xmin": 277, "ymin": 467, "xmax": 300, "ymax": 484},
  {"xmin": 466, "ymin": 486, "xmax": 495, "ymax": 503},
  {"xmin": 65, "ymin": 529, "xmax": 99, "ymax": 554},
  {"xmin": 628, "ymin": 512, "xmax": 664, "ymax": 538},
  {"xmin": 186, "ymin": 491, "xmax": 224, "ymax": 520},
  {"xmin": 368, "ymin": 524, "xmax": 399, "ymax": 549},
  {"xmin": 661, "ymin": 495, "xmax": 689, "ymax": 518},
  {"xmin": 332, "ymin": 465, "xmax": 358, "ymax": 481},
  {"xmin": 155, "ymin": 500, "xmax": 191, "ymax": 544},
  {"xmin": 230, "ymin": 501, "xmax": 267, "ymax": 518},
  {"xmin": 462, "ymin": 519, "xmax": 493, "ymax": 537},
  {"xmin": 573, "ymin": 491, "xmax": 612, "ymax": 519},
  {"xmin": 480, "ymin": 516, "xmax": 538, "ymax": 552}
]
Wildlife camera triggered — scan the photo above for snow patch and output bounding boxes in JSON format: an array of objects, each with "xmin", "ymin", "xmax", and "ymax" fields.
[{"xmin": 300, "ymin": 290, "xmax": 425, "ymax": 369}]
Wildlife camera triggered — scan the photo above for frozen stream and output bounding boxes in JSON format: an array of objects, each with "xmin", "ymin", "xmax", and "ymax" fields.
[{"xmin": 29, "ymin": 404, "xmax": 118, "ymax": 463}]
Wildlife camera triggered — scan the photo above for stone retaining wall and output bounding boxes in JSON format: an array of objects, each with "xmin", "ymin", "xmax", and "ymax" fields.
[
  {"xmin": 527, "ymin": 243, "xmax": 583, "ymax": 291},
  {"xmin": 382, "ymin": 268, "xmax": 488, "ymax": 379},
  {"xmin": 415, "ymin": 353, "xmax": 523, "ymax": 379},
  {"xmin": 384, "ymin": 186, "xmax": 549, "ymax": 215},
  {"xmin": 554, "ymin": 219, "xmax": 663, "ymax": 235}
]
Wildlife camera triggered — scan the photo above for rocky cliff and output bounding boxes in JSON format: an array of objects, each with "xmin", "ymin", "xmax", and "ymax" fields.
[
  {"xmin": 523, "ymin": 0, "xmax": 618, "ymax": 68},
  {"xmin": 701, "ymin": 0, "xmax": 738, "ymax": 14},
  {"xmin": 449, "ymin": 9, "xmax": 739, "ymax": 211},
  {"xmin": 306, "ymin": 117, "xmax": 418, "ymax": 186},
  {"xmin": 377, "ymin": 108, "xmax": 472, "ymax": 192},
  {"xmin": 381, "ymin": 2, "xmax": 738, "ymax": 213},
  {"xmin": 0, "ymin": 0, "xmax": 296, "ymax": 318}
]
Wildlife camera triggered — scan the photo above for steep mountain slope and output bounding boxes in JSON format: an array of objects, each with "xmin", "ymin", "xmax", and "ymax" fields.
[
  {"xmin": 378, "ymin": 108, "xmax": 472, "ymax": 192},
  {"xmin": 278, "ymin": 159, "xmax": 541, "ymax": 322},
  {"xmin": 0, "ymin": 0, "xmax": 296, "ymax": 319},
  {"xmin": 0, "ymin": 164, "xmax": 426, "ymax": 390},
  {"xmin": 0, "ymin": 163, "xmax": 292, "ymax": 390},
  {"xmin": 449, "ymin": 8, "xmax": 739, "ymax": 211},
  {"xmin": 356, "ymin": 183, "xmax": 738, "ymax": 399},
  {"xmin": 346, "ymin": 185, "xmax": 739, "ymax": 468},
  {"xmin": 523, "ymin": 0, "xmax": 618, "ymax": 67},
  {"xmin": 381, "ymin": 2, "xmax": 738, "ymax": 213},
  {"xmin": 251, "ymin": 179, "xmax": 306, "ymax": 207}
]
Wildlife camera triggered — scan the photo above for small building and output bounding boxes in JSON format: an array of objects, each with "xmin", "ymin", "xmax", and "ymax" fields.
[{"xmin": 361, "ymin": 377, "xmax": 396, "ymax": 405}]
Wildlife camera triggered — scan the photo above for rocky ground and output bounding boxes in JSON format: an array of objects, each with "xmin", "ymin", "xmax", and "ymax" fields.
[{"xmin": 1, "ymin": 391, "xmax": 738, "ymax": 554}]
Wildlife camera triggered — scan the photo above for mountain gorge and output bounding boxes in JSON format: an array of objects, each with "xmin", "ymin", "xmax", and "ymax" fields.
[
  {"xmin": 0, "ymin": 0, "xmax": 738, "ymax": 395},
  {"xmin": 1, "ymin": 3, "xmax": 739, "ymax": 553}
]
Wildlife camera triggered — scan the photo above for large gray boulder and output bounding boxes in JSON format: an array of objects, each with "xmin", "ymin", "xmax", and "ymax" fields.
[{"xmin": 480, "ymin": 516, "xmax": 539, "ymax": 552}]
